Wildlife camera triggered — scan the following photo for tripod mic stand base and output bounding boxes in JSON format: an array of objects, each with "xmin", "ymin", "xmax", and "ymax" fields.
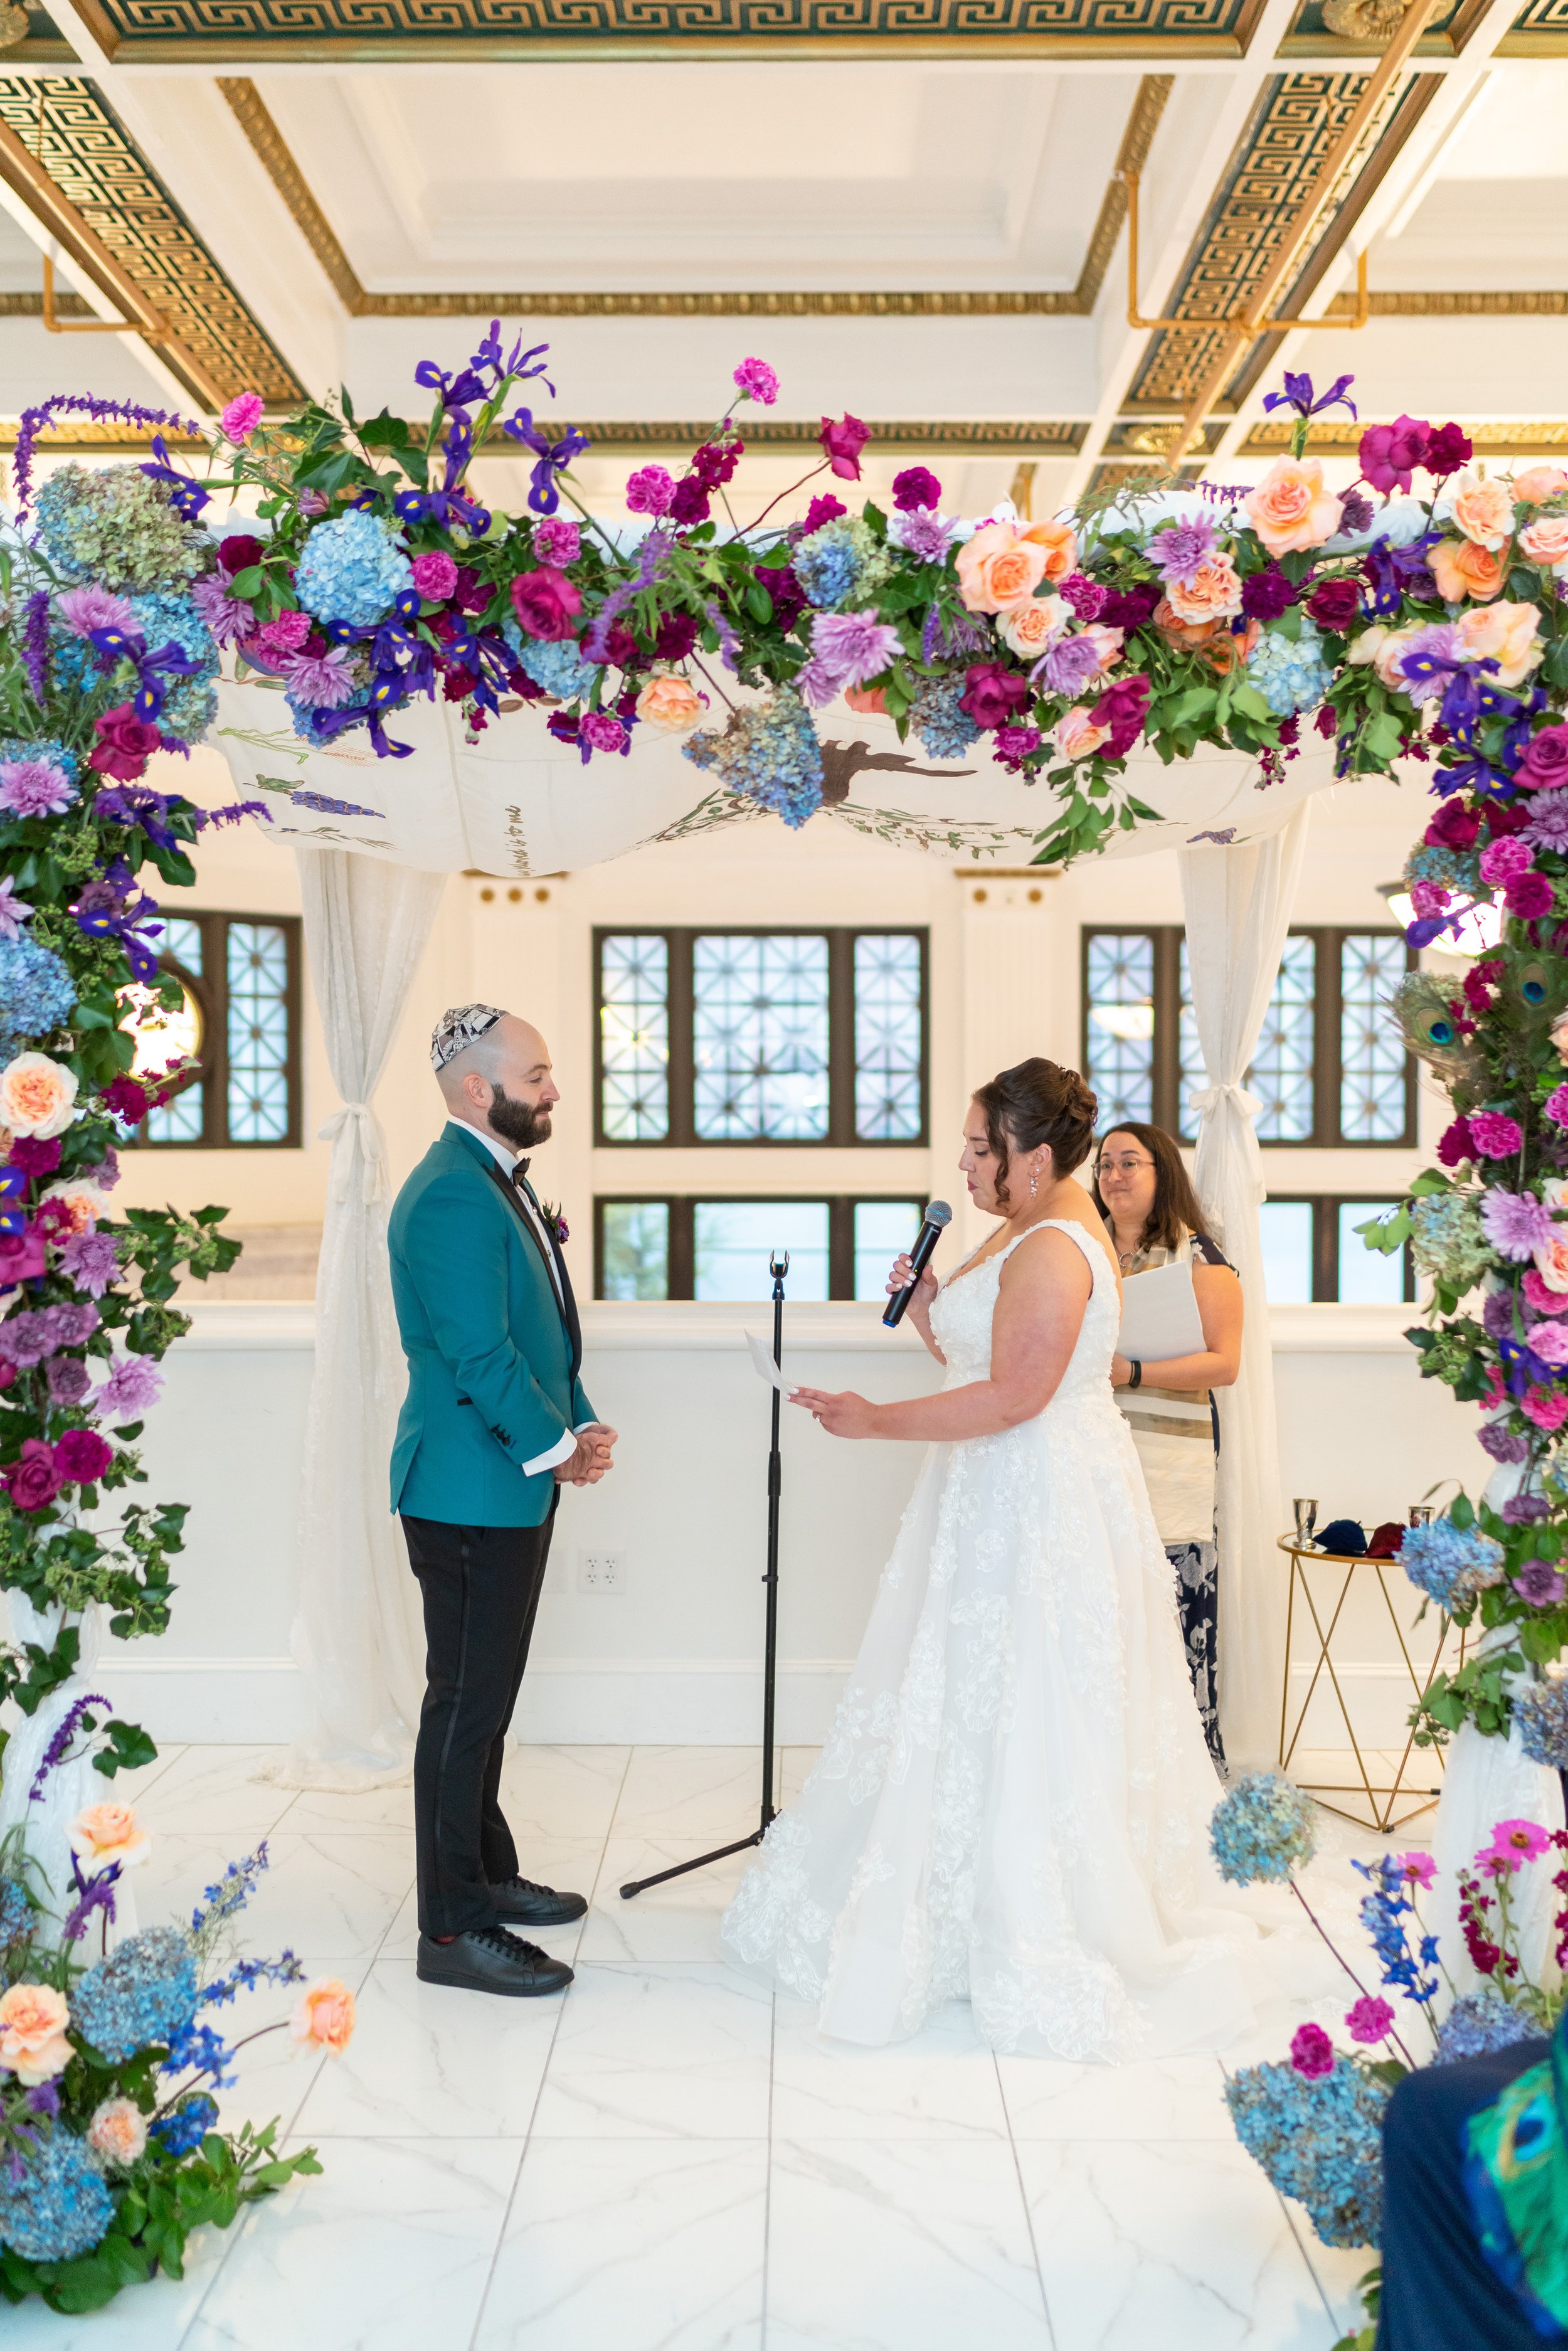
[{"xmin": 618, "ymin": 1815, "xmax": 773, "ymax": 1901}]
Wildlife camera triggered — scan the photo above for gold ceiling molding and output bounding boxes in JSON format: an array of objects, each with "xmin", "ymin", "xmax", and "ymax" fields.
[
  {"xmin": 477, "ymin": 418, "xmax": 1089, "ymax": 455},
  {"xmin": 0, "ymin": 77, "xmax": 302, "ymax": 409},
  {"xmin": 1242, "ymin": 417, "xmax": 1568, "ymax": 452},
  {"xmin": 0, "ymin": 416, "xmax": 206, "ymax": 447},
  {"xmin": 221, "ymin": 72, "xmax": 1169, "ymax": 322},
  {"xmin": 1278, "ymin": 0, "xmax": 1490, "ymax": 51},
  {"xmin": 0, "ymin": 286, "xmax": 87, "ymax": 314},
  {"xmin": 1327, "ymin": 287, "xmax": 1568, "ymax": 315}
]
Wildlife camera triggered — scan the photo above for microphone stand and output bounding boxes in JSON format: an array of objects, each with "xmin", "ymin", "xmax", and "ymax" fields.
[{"xmin": 620, "ymin": 1248, "xmax": 788, "ymax": 1899}]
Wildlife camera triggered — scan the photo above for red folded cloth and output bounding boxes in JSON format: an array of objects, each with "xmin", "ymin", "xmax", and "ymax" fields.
[{"xmin": 1364, "ymin": 1520, "xmax": 1405, "ymax": 1559}]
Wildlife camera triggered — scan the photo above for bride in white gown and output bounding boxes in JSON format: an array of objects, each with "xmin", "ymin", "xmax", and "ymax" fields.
[{"xmin": 720, "ymin": 1056, "xmax": 1276, "ymax": 2062}]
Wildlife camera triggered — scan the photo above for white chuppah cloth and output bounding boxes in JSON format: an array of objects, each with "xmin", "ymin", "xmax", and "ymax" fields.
[
  {"xmin": 263, "ymin": 847, "xmax": 446, "ymax": 1790},
  {"xmin": 0, "ymin": 1590, "xmax": 137, "ymax": 1946},
  {"xmin": 1178, "ymin": 802, "xmax": 1312, "ymax": 1773}
]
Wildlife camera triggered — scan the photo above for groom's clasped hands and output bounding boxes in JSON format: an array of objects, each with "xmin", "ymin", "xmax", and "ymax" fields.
[{"xmin": 557, "ymin": 1421, "xmax": 618, "ymax": 1485}]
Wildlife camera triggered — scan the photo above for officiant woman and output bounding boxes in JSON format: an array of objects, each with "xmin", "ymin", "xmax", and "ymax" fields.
[{"xmin": 1093, "ymin": 1123, "xmax": 1242, "ymax": 1771}]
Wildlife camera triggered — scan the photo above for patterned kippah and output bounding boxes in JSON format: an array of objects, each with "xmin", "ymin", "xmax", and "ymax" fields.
[{"xmin": 431, "ymin": 1003, "xmax": 504, "ymax": 1071}]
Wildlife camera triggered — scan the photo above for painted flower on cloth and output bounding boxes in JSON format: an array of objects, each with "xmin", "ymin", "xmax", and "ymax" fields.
[
  {"xmin": 0, "ymin": 1052, "xmax": 79, "ymax": 1139},
  {"xmin": 0, "ymin": 1982, "xmax": 72, "ymax": 2084},
  {"xmin": 70, "ymin": 1802, "xmax": 150, "ymax": 1874},
  {"xmin": 292, "ymin": 1977, "xmax": 356, "ymax": 2056},
  {"xmin": 1242, "ymin": 457, "xmax": 1342, "ymax": 558}
]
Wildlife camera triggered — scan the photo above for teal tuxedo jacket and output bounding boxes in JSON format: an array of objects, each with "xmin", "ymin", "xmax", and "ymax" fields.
[{"xmin": 388, "ymin": 1123, "xmax": 595, "ymax": 1527}]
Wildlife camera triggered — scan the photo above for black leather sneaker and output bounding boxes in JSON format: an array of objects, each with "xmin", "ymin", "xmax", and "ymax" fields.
[
  {"xmin": 416, "ymin": 1924, "xmax": 575, "ymax": 1997},
  {"xmin": 489, "ymin": 1874, "xmax": 588, "ymax": 1927}
]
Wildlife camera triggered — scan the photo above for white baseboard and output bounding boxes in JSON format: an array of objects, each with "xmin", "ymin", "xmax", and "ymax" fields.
[{"xmin": 96, "ymin": 1657, "xmax": 309, "ymax": 1744}]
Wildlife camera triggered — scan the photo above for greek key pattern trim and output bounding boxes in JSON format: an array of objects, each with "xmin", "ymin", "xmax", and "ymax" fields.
[
  {"xmin": 1242, "ymin": 417, "xmax": 1568, "ymax": 453},
  {"xmin": 0, "ymin": 75, "xmax": 302, "ymax": 404}
]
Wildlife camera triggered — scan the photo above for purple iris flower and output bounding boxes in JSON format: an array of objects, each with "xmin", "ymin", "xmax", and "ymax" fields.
[
  {"xmin": 0, "ymin": 1167, "xmax": 25, "ymax": 1239},
  {"xmin": 139, "ymin": 433, "xmax": 209, "ymax": 519},
  {"xmin": 87, "ymin": 626, "xmax": 202, "ymax": 723},
  {"xmin": 502, "ymin": 410, "xmax": 592, "ymax": 515},
  {"xmin": 1262, "ymin": 371, "xmax": 1357, "ymax": 422},
  {"xmin": 1362, "ymin": 531, "xmax": 1443, "ymax": 617}
]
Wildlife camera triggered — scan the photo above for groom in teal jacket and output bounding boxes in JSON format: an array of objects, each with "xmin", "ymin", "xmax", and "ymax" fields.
[{"xmin": 390, "ymin": 1003, "xmax": 616, "ymax": 1998}]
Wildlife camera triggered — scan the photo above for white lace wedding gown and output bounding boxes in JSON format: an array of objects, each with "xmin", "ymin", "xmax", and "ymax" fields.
[{"xmin": 721, "ymin": 1219, "xmax": 1274, "ymax": 2060}]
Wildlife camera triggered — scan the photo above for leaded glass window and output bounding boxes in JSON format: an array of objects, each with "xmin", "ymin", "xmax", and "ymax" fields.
[
  {"xmin": 142, "ymin": 918, "xmax": 205, "ymax": 1145},
  {"xmin": 1084, "ymin": 933, "xmax": 1154, "ymax": 1127},
  {"xmin": 1177, "ymin": 940, "xmax": 1206, "ymax": 1142},
  {"xmin": 693, "ymin": 1199, "xmax": 830, "ymax": 1300},
  {"xmin": 600, "ymin": 935, "xmax": 669, "ymax": 1142},
  {"xmin": 694, "ymin": 935, "xmax": 830, "ymax": 1141},
  {"xmin": 1250, "ymin": 936, "xmax": 1317, "ymax": 1142},
  {"xmin": 600, "ymin": 1201, "xmax": 670, "ymax": 1300},
  {"xmin": 852, "ymin": 1200, "xmax": 923, "ymax": 1300},
  {"xmin": 226, "ymin": 922, "xmax": 292, "ymax": 1144},
  {"xmin": 854, "ymin": 934, "xmax": 923, "ymax": 1142},
  {"xmin": 595, "ymin": 1196, "xmax": 928, "ymax": 1298},
  {"xmin": 124, "ymin": 911, "xmax": 300, "ymax": 1150},
  {"xmin": 1339, "ymin": 934, "xmax": 1409, "ymax": 1143}
]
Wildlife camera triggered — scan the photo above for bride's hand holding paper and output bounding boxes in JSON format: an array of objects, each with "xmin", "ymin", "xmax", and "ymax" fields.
[{"xmin": 790, "ymin": 1386, "xmax": 882, "ymax": 1439}]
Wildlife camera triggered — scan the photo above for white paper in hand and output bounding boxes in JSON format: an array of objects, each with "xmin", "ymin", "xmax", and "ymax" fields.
[
  {"xmin": 746, "ymin": 1330, "xmax": 798, "ymax": 1394},
  {"xmin": 1116, "ymin": 1260, "xmax": 1205, "ymax": 1363}
]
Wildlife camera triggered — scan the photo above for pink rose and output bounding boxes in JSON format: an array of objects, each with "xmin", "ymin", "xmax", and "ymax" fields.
[
  {"xmin": 1053, "ymin": 704, "xmax": 1111, "ymax": 760},
  {"xmin": 958, "ymin": 662, "xmax": 1032, "ymax": 731},
  {"xmin": 88, "ymin": 703, "xmax": 163, "ymax": 782},
  {"xmin": 1243, "ymin": 457, "xmax": 1342, "ymax": 558},
  {"xmin": 1098, "ymin": 672, "xmax": 1152, "ymax": 756},
  {"xmin": 1515, "ymin": 465, "xmax": 1568, "ymax": 505},
  {"xmin": 410, "ymin": 551, "xmax": 458, "ymax": 602},
  {"xmin": 1449, "ymin": 469, "xmax": 1517, "ymax": 549},
  {"xmin": 818, "ymin": 414, "xmax": 869, "ymax": 480},
  {"xmin": 509, "ymin": 567, "xmax": 582, "ymax": 642},
  {"xmin": 53, "ymin": 1427, "xmax": 113, "ymax": 1485},
  {"xmin": 1360, "ymin": 417, "xmax": 1430, "ymax": 496},
  {"xmin": 1521, "ymin": 515, "xmax": 1568, "ymax": 571},
  {"xmin": 1545, "ymin": 1084, "xmax": 1568, "ymax": 1129},
  {"xmin": 1516, "ymin": 725, "xmax": 1568, "ymax": 790},
  {"xmin": 0, "ymin": 1982, "xmax": 72, "ymax": 2084},
  {"xmin": 292, "ymin": 1977, "xmax": 356, "ymax": 2056},
  {"xmin": 1165, "ymin": 553, "xmax": 1244, "ymax": 625}
]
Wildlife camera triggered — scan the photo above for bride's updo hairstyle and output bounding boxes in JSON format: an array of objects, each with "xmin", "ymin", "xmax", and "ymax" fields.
[{"xmin": 973, "ymin": 1058, "xmax": 1098, "ymax": 1207}]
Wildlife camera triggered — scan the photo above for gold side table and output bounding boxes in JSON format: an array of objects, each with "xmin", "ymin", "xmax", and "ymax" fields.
[{"xmin": 1276, "ymin": 1535, "xmax": 1464, "ymax": 1833}]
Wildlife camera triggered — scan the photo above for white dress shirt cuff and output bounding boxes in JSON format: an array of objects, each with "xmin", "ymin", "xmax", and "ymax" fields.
[{"xmin": 522, "ymin": 1428, "xmax": 578, "ymax": 1477}]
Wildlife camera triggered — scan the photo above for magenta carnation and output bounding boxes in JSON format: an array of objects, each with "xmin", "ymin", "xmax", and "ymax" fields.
[
  {"xmin": 1468, "ymin": 1111, "xmax": 1524, "ymax": 1159},
  {"xmin": 733, "ymin": 358, "xmax": 779, "ymax": 406},
  {"xmin": 410, "ymin": 550, "xmax": 458, "ymax": 602},
  {"xmin": 1345, "ymin": 1995, "xmax": 1396, "ymax": 2046},
  {"xmin": 533, "ymin": 518, "xmax": 581, "ymax": 568},
  {"xmin": 1545, "ymin": 1085, "xmax": 1568, "ymax": 1128},
  {"xmin": 1437, "ymin": 1115, "xmax": 1475, "ymax": 1167},
  {"xmin": 1523, "ymin": 1387, "xmax": 1568, "ymax": 1431},
  {"xmin": 625, "ymin": 465, "xmax": 675, "ymax": 518},
  {"xmin": 1479, "ymin": 836, "xmax": 1534, "ymax": 887},
  {"xmin": 892, "ymin": 465, "xmax": 942, "ymax": 513},
  {"xmin": 1289, "ymin": 2022, "xmax": 1336, "ymax": 2079},
  {"xmin": 219, "ymin": 391, "xmax": 265, "ymax": 443},
  {"xmin": 1507, "ymin": 872, "xmax": 1555, "ymax": 920},
  {"xmin": 53, "ymin": 1427, "xmax": 114, "ymax": 1485},
  {"xmin": 578, "ymin": 711, "xmax": 628, "ymax": 757}
]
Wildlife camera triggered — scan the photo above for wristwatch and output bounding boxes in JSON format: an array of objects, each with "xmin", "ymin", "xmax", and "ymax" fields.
[{"xmin": 1128, "ymin": 1359, "xmax": 1143, "ymax": 1389}]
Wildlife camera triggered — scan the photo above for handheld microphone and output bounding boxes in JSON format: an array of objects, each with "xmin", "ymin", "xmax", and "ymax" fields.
[{"xmin": 882, "ymin": 1201, "xmax": 952, "ymax": 1328}]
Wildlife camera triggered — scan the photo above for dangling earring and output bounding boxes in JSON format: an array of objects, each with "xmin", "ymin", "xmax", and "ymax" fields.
[{"xmin": 1029, "ymin": 1164, "xmax": 1039, "ymax": 1199}]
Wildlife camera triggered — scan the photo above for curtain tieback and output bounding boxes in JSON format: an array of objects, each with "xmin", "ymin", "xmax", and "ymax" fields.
[
  {"xmin": 1188, "ymin": 1082, "xmax": 1263, "ymax": 1123},
  {"xmin": 319, "ymin": 1102, "xmax": 388, "ymax": 1202}
]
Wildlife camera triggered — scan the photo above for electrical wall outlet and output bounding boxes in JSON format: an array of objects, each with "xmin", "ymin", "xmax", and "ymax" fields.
[{"xmin": 578, "ymin": 1550, "xmax": 627, "ymax": 1595}]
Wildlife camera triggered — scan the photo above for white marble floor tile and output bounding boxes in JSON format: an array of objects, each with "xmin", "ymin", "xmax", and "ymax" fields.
[
  {"xmin": 1017, "ymin": 2138, "xmax": 1337, "ymax": 2350},
  {"xmin": 138, "ymin": 1832, "xmax": 414, "ymax": 1961},
  {"xmin": 134, "ymin": 1744, "xmax": 302, "ymax": 1837},
  {"xmin": 182, "ymin": 2135, "xmax": 522, "ymax": 2351},
  {"xmin": 108, "ymin": 1739, "xmax": 189, "ymax": 1809},
  {"xmin": 778, "ymin": 1746, "xmax": 820, "ymax": 1803},
  {"xmin": 500, "ymin": 1744, "xmax": 630, "ymax": 1842},
  {"xmin": 576, "ymin": 1836, "xmax": 752, "ymax": 1963},
  {"xmin": 473, "ymin": 2138, "xmax": 766, "ymax": 2351},
  {"xmin": 378, "ymin": 1835, "xmax": 603, "ymax": 1961},
  {"xmin": 291, "ymin": 1959, "xmax": 563, "ymax": 2138},
  {"xmin": 767, "ymin": 2137, "xmax": 1051, "ymax": 2351},
  {"xmin": 207, "ymin": 1951, "xmax": 379, "ymax": 2140},
  {"xmin": 999, "ymin": 2052, "xmax": 1232, "ymax": 2141},
  {"xmin": 0, "ymin": 2211, "xmax": 232, "ymax": 2349},
  {"xmin": 531, "ymin": 1963, "xmax": 773, "ymax": 2138},
  {"xmin": 610, "ymin": 1747, "xmax": 768, "ymax": 1843},
  {"xmin": 772, "ymin": 1998, "xmax": 1008, "ymax": 2141},
  {"xmin": 270, "ymin": 1777, "xmax": 416, "ymax": 1836}
]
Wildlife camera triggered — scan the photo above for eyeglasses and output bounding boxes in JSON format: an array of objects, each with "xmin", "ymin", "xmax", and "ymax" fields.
[{"xmin": 1094, "ymin": 1155, "xmax": 1155, "ymax": 1177}]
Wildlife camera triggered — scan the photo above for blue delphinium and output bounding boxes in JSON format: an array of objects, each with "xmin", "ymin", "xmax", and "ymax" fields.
[
  {"xmin": 1225, "ymin": 2057, "xmax": 1386, "ymax": 2248},
  {"xmin": 514, "ymin": 637, "xmax": 600, "ymax": 703},
  {"xmin": 1246, "ymin": 615, "xmax": 1333, "ymax": 719},
  {"xmin": 73, "ymin": 1924, "xmax": 198, "ymax": 2062},
  {"xmin": 129, "ymin": 591, "xmax": 220, "ymax": 741},
  {"xmin": 294, "ymin": 509, "xmax": 413, "ymax": 630},
  {"xmin": 150, "ymin": 2092, "xmax": 220, "ymax": 2158},
  {"xmin": 1352, "ymin": 1853, "xmax": 1441, "ymax": 2009},
  {"xmin": 0, "ymin": 931, "xmax": 75, "ymax": 1054},
  {"xmin": 910, "ymin": 673, "xmax": 982, "ymax": 761},
  {"xmin": 1399, "ymin": 1515, "xmax": 1505, "ymax": 1613},
  {"xmin": 0, "ymin": 2128, "xmax": 115, "ymax": 2263},
  {"xmin": 1513, "ymin": 1677, "xmax": 1568, "ymax": 1771},
  {"xmin": 162, "ymin": 2017, "xmax": 236, "ymax": 2089},
  {"xmin": 0, "ymin": 734, "xmax": 79, "ymax": 782},
  {"xmin": 1209, "ymin": 1770, "xmax": 1318, "ymax": 1885},
  {"xmin": 1434, "ymin": 1990, "xmax": 1543, "ymax": 2067},
  {"xmin": 684, "ymin": 689, "xmax": 824, "ymax": 829},
  {"xmin": 189, "ymin": 1844, "xmax": 270, "ymax": 1946},
  {"xmin": 793, "ymin": 516, "xmax": 889, "ymax": 613}
]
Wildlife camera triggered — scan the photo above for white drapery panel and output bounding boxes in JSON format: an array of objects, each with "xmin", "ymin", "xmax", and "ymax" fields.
[
  {"xmin": 1178, "ymin": 804, "xmax": 1311, "ymax": 1772},
  {"xmin": 272, "ymin": 847, "xmax": 446, "ymax": 1788}
]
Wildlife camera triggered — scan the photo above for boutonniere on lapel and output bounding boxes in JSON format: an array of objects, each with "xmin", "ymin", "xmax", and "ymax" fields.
[{"xmin": 539, "ymin": 1202, "xmax": 569, "ymax": 1247}]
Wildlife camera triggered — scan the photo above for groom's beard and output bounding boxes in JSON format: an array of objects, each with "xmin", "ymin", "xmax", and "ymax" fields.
[{"xmin": 487, "ymin": 1084, "xmax": 553, "ymax": 1152}]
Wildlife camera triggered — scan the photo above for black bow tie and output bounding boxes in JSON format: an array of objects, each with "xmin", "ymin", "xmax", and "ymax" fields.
[{"xmin": 510, "ymin": 1159, "xmax": 531, "ymax": 1186}]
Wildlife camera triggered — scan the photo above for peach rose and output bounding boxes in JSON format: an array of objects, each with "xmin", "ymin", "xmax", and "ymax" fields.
[
  {"xmin": 1348, "ymin": 623, "xmax": 1422, "ymax": 693},
  {"xmin": 292, "ymin": 1977, "xmax": 356, "ymax": 2057},
  {"xmin": 1155, "ymin": 598, "xmax": 1218, "ymax": 649},
  {"xmin": 0, "ymin": 1052, "xmax": 79, "ymax": 1140},
  {"xmin": 1052, "ymin": 704, "xmax": 1111, "ymax": 760},
  {"xmin": 1202, "ymin": 618, "xmax": 1261, "ymax": 676},
  {"xmin": 70, "ymin": 1801, "xmax": 149, "ymax": 1874},
  {"xmin": 635, "ymin": 674, "xmax": 705, "ymax": 734},
  {"xmin": 1554, "ymin": 1009, "xmax": 1568, "ymax": 1067},
  {"xmin": 998, "ymin": 593, "xmax": 1066, "ymax": 660},
  {"xmin": 1243, "ymin": 456, "xmax": 1343, "ymax": 558},
  {"xmin": 0, "ymin": 1983, "xmax": 72, "ymax": 2084},
  {"xmin": 1537, "ymin": 1179, "xmax": 1568, "ymax": 1294},
  {"xmin": 1081, "ymin": 622, "xmax": 1125, "ymax": 673},
  {"xmin": 843, "ymin": 685, "xmax": 888, "ymax": 715},
  {"xmin": 1515, "ymin": 465, "xmax": 1568, "ymax": 506},
  {"xmin": 88, "ymin": 2096, "xmax": 148, "ymax": 2168},
  {"xmin": 1431, "ymin": 538, "xmax": 1505, "ymax": 604},
  {"xmin": 1165, "ymin": 553, "xmax": 1244, "ymax": 625},
  {"xmin": 40, "ymin": 1177, "xmax": 109, "ymax": 1237},
  {"xmin": 1020, "ymin": 519, "xmax": 1078, "ymax": 586},
  {"xmin": 1521, "ymin": 515, "xmax": 1568, "ymax": 571},
  {"xmin": 1449, "ymin": 468, "xmax": 1516, "ymax": 549},
  {"xmin": 955, "ymin": 522, "xmax": 1048, "ymax": 615},
  {"xmin": 1454, "ymin": 599, "xmax": 1544, "ymax": 688}
]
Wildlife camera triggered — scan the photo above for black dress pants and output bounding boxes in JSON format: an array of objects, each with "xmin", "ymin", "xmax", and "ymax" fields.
[
  {"xmin": 401, "ymin": 1503, "xmax": 557, "ymax": 1938},
  {"xmin": 1377, "ymin": 2034, "xmax": 1566, "ymax": 2351}
]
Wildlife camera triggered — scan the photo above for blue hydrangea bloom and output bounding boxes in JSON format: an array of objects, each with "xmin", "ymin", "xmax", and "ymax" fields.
[
  {"xmin": 1246, "ymin": 615, "xmax": 1333, "ymax": 719},
  {"xmin": 1434, "ymin": 1991, "xmax": 1543, "ymax": 2067},
  {"xmin": 0, "ymin": 1876, "xmax": 29, "ymax": 1943},
  {"xmin": 0, "ymin": 2129, "xmax": 115, "ymax": 2263},
  {"xmin": 129, "ymin": 591, "xmax": 220, "ymax": 743},
  {"xmin": 516, "ymin": 637, "xmax": 600, "ymax": 703},
  {"xmin": 73, "ymin": 1924, "xmax": 198, "ymax": 2062},
  {"xmin": 1399, "ymin": 1516, "xmax": 1504, "ymax": 1613},
  {"xmin": 1513, "ymin": 1677, "xmax": 1568, "ymax": 1771},
  {"xmin": 1405, "ymin": 841, "xmax": 1481, "ymax": 898},
  {"xmin": 911, "ymin": 673, "xmax": 982, "ymax": 761},
  {"xmin": 1209, "ymin": 1771, "xmax": 1317, "ymax": 1884},
  {"xmin": 792, "ymin": 516, "xmax": 888, "ymax": 613},
  {"xmin": 294, "ymin": 509, "xmax": 413, "ymax": 630},
  {"xmin": 151, "ymin": 2092, "xmax": 219, "ymax": 2158},
  {"xmin": 0, "ymin": 735, "xmax": 79, "ymax": 782},
  {"xmin": 684, "ymin": 689, "xmax": 824, "ymax": 828},
  {"xmin": 1226, "ymin": 2057, "xmax": 1386, "ymax": 2248},
  {"xmin": 0, "ymin": 931, "xmax": 75, "ymax": 1054}
]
